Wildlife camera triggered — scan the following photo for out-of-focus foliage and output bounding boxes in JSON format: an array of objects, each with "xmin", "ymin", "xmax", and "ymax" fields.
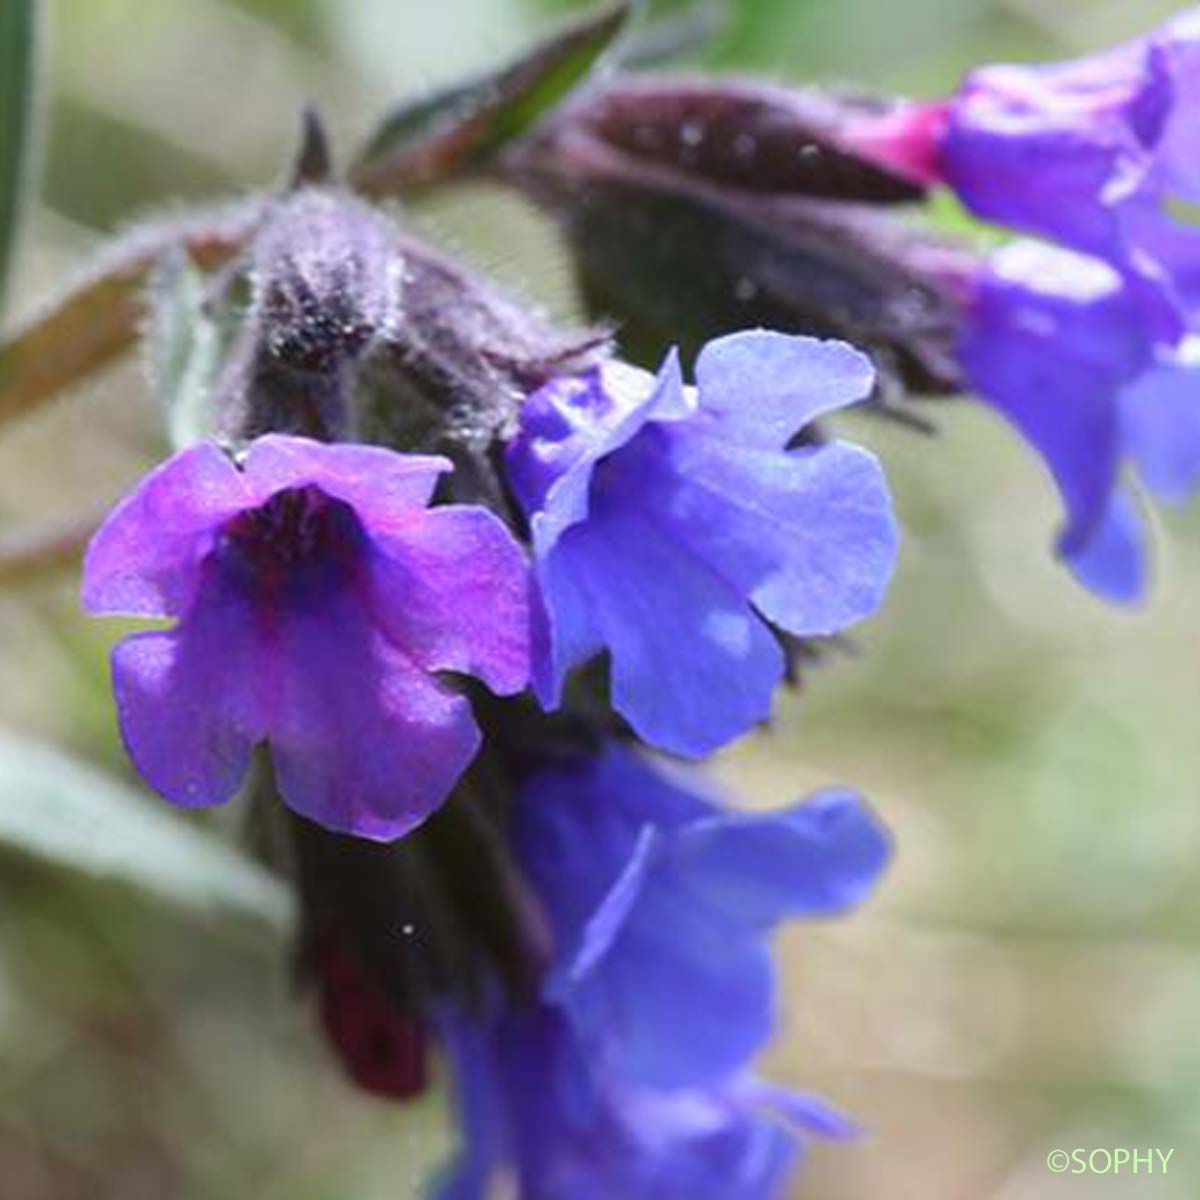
[
  {"xmin": 0, "ymin": 732, "xmax": 289, "ymax": 924},
  {"xmin": 0, "ymin": 0, "xmax": 40, "ymax": 320},
  {"xmin": 0, "ymin": 0, "xmax": 1198, "ymax": 1197}
]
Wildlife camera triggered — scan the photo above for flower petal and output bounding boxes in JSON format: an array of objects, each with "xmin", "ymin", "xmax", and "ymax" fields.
[
  {"xmin": 243, "ymin": 434, "xmax": 452, "ymax": 527},
  {"xmin": 370, "ymin": 506, "xmax": 531, "ymax": 695},
  {"xmin": 509, "ymin": 353, "xmax": 691, "ymax": 557},
  {"xmin": 1061, "ymin": 485, "xmax": 1149, "ymax": 604},
  {"xmin": 1160, "ymin": 8, "xmax": 1200, "ymax": 199},
  {"xmin": 670, "ymin": 789, "xmax": 892, "ymax": 928},
  {"xmin": 265, "ymin": 582, "xmax": 481, "ymax": 841},
  {"xmin": 547, "ymin": 826, "xmax": 659, "ymax": 994},
  {"xmin": 694, "ymin": 331, "xmax": 875, "ymax": 448},
  {"xmin": 654, "ymin": 434, "xmax": 898, "ymax": 635},
  {"xmin": 942, "ymin": 43, "xmax": 1170, "ymax": 257},
  {"xmin": 109, "ymin": 565, "xmax": 264, "ymax": 806},
  {"xmin": 574, "ymin": 873, "xmax": 777, "ymax": 1087},
  {"xmin": 529, "ymin": 547, "xmax": 604, "ymax": 709},
  {"xmin": 83, "ymin": 441, "xmax": 250, "ymax": 618},
  {"xmin": 549, "ymin": 508, "xmax": 785, "ymax": 757},
  {"xmin": 737, "ymin": 1081, "xmax": 859, "ymax": 1139},
  {"xmin": 1121, "ymin": 345, "xmax": 1200, "ymax": 503},
  {"xmin": 961, "ymin": 242, "xmax": 1151, "ymax": 554}
]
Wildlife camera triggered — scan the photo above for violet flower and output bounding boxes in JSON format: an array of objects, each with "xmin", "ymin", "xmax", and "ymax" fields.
[
  {"xmin": 941, "ymin": 10, "xmax": 1200, "ymax": 263},
  {"xmin": 504, "ymin": 331, "xmax": 898, "ymax": 757},
  {"xmin": 437, "ymin": 745, "xmax": 890, "ymax": 1198},
  {"xmin": 83, "ymin": 434, "xmax": 530, "ymax": 841}
]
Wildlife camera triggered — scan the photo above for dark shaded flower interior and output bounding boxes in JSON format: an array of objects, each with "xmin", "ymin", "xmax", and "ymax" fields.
[{"xmin": 216, "ymin": 485, "xmax": 368, "ymax": 599}]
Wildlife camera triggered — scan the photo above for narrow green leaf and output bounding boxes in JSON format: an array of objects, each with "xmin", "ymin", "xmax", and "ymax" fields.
[
  {"xmin": 0, "ymin": 0, "xmax": 40, "ymax": 322},
  {"xmin": 351, "ymin": 2, "xmax": 631, "ymax": 196},
  {"xmin": 147, "ymin": 251, "xmax": 237, "ymax": 449},
  {"xmin": 0, "ymin": 198, "xmax": 261, "ymax": 433},
  {"xmin": 0, "ymin": 731, "xmax": 291, "ymax": 928}
]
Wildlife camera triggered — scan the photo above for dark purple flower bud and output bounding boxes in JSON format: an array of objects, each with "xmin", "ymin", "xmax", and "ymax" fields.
[
  {"xmin": 213, "ymin": 189, "xmax": 405, "ymax": 443},
  {"xmin": 250, "ymin": 189, "xmax": 402, "ymax": 376},
  {"xmin": 496, "ymin": 76, "xmax": 974, "ymax": 397},
  {"xmin": 315, "ymin": 932, "xmax": 430, "ymax": 1100},
  {"xmin": 571, "ymin": 77, "xmax": 928, "ymax": 203},
  {"xmin": 204, "ymin": 186, "xmax": 606, "ymax": 464}
]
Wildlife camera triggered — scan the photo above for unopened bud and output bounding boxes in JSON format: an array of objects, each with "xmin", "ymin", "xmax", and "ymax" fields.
[
  {"xmin": 500, "ymin": 93, "xmax": 977, "ymax": 396},
  {"xmin": 571, "ymin": 76, "xmax": 928, "ymax": 203}
]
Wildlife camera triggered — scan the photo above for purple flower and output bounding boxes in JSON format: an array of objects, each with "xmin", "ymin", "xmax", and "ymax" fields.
[
  {"xmin": 960, "ymin": 239, "xmax": 1200, "ymax": 601},
  {"xmin": 838, "ymin": 9, "xmax": 1200, "ymax": 369},
  {"xmin": 849, "ymin": 10, "xmax": 1200, "ymax": 268},
  {"xmin": 437, "ymin": 745, "xmax": 890, "ymax": 1198},
  {"xmin": 504, "ymin": 331, "xmax": 898, "ymax": 757},
  {"xmin": 83, "ymin": 434, "xmax": 531, "ymax": 840}
]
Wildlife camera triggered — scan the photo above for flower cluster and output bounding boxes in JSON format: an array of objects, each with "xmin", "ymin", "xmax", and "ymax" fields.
[
  {"xmin": 840, "ymin": 8, "xmax": 1200, "ymax": 597},
  {"xmin": 496, "ymin": 7, "xmax": 1200, "ymax": 601},
  {"xmin": 60, "ymin": 5, "xmax": 1200, "ymax": 1196},
  {"xmin": 85, "ymin": 332, "xmax": 894, "ymax": 835},
  {"xmin": 73, "ymin": 163, "xmax": 900, "ymax": 1193}
]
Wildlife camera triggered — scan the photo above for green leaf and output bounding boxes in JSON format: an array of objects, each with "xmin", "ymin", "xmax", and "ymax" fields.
[
  {"xmin": 147, "ymin": 250, "xmax": 237, "ymax": 449},
  {"xmin": 0, "ymin": 731, "xmax": 291, "ymax": 928},
  {"xmin": 351, "ymin": 2, "xmax": 632, "ymax": 196},
  {"xmin": 0, "ymin": 198, "xmax": 261, "ymax": 433},
  {"xmin": 0, "ymin": 0, "xmax": 40, "ymax": 323}
]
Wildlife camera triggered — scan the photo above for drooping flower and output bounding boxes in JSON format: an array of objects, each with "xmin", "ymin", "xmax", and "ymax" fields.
[
  {"xmin": 504, "ymin": 331, "xmax": 899, "ymax": 757},
  {"xmin": 814, "ymin": 16, "xmax": 1200, "ymax": 602},
  {"xmin": 437, "ymin": 745, "xmax": 891, "ymax": 1198},
  {"xmin": 83, "ymin": 434, "xmax": 530, "ymax": 840},
  {"xmin": 960, "ymin": 239, "xmax": 1200, "ymax": 601}
]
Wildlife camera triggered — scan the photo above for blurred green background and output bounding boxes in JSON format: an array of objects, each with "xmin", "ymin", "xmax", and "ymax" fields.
[{"xmin": 1, "ymin": 0, "xmax": 1199, "ymax": 1196}]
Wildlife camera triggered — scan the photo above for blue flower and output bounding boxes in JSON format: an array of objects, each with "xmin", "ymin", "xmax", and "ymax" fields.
[
  {"xmin": 960, "ymin": 240, "xmax": 1200, "ymax": 602},
  {"xmin": 437, "ymin": 1002, "xmax": 849, "ymax": 1200},
  {"xmin": 839, "ymin": 8, "xmax": 1200, "ymax": 369},
  {"xmin": 436, "ymin": 745, "xmax": 891, "ymax": 1199},
  {"xmin": 513, "ymin": 747, "xmax": 890, "ymax": 1088},
  {"xmin": 504, "ymin": 331, "xmax": 898, "ymax": 757}
]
